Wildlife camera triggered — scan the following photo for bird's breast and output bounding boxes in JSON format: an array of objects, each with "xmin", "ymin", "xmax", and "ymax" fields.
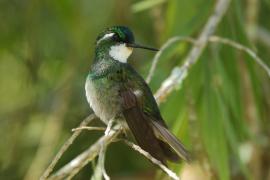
[{"xmin": 85, "ymin": 75, "xmax": 122, "ymax": 124}]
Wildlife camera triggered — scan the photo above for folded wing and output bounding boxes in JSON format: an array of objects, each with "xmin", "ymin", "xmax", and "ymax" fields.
[{"xmin": 120, "ymin": 64, "xmax": 191, "ymax": 164}]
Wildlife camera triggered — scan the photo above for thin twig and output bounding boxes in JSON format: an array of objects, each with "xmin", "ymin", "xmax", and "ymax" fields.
[
  {"xmin": 72, "ymin": 126, "xmax": 105, "ymax": 132},
  {"xmin": 40, "ymin": 114, "xmax": 96, "ymax": 180},
  {"xmin": 100, "ymin": 146, "xmax": 110, "ymax": 180},
  {"xmin": 91, "ymin": 145, "xmax": 110, "ymax": 180},
  {"xmin": 147, "ymin": 33, "xmax": 270, "ymax": 84},
  {"xmin": 146, "ymin": 36, "xmax": 194, "ymax": 83},
  {"xmin": 48, "ymin": 124, "xmax": 122, "ymax": 180},
  {"xmin": 209, "ymin": 36, "xmax": 270, "ymax": 78},
  {"xmin": 91, "ymin": 119, "xmax": 115, "ymax": 180},
  {"xmin": 123, "ymin": 139, "xmax": 180, "ymax": 180},
  {"xmin": 149, "ymin": 35, "xmax": 270, "ymax": 102}
]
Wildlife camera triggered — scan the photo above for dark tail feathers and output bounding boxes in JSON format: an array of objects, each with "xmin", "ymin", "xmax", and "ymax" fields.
[{"xmin": 151, "ymin": 121, "xmax": 191, "ymax": 162}]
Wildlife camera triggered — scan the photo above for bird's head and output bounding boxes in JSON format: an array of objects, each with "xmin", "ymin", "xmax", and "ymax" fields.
[{"xmin": 95, "ymin": 26, "xmax": 158, "ymax": 63}]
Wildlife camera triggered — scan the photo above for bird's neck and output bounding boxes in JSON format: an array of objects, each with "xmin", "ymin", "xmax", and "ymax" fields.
[
  {"xmin": 94, "ymin": 44, "xmax": 111, "ymax": 62},
  {"xmin": 89, "ymin": 47, "xmax": 119, "ymax": 79}
]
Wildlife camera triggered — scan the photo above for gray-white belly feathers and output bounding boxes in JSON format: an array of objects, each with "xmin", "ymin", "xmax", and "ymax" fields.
[{"xmin": 85, "ymin": 76, "xmax": 121, "ymax": 124}]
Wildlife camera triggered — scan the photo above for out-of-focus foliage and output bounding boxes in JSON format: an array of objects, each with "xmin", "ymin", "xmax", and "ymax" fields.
[{"xmin": 0, "ymin": 0, "xmax": 269, "ymax": 180}]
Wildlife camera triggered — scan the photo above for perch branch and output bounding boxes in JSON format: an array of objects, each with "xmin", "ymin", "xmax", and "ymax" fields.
[
  {"xmin": 48, "ymin": 124, "xmax": 122, "ymax": 180},
  {"xmin": 40, "ymin": 114, "xmax": 96, "ymax": 180},
  {"xmin": 123, "ymin": 139, "xmax": 179, "ymax": 180},
  {"xmin": 91, "ymin": 119, "xmax": 115, "ymax": 180},
  {"xmin": 90, "ymin": 145, "xmax": 110, "ymax": 180}
]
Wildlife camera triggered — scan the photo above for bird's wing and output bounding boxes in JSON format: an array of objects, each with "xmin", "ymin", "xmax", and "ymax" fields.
[
  {"xmin": 119, "ymin": 64, "xmax": 190, "ymax": 163},
  {"xmin": 120, "ymin": 88, "xmax": 167, "ymax": 164}
]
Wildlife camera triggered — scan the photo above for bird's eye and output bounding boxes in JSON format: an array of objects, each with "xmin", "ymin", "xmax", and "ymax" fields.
[{"xmin": 112, "ymin": 33, "xmax": 121, "ymax": 42}]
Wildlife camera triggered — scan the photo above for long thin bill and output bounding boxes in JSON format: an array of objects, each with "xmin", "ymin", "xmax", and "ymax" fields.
[{"xmin": 127, "ymin": 43, "xmax": 159, "ymax": 51}]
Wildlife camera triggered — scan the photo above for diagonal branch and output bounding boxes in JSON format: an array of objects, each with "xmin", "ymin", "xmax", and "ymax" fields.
[
  {"xmin": 91, "ymin": 118, "xmax": 115, "ymax": 180},
  {"xmin": 40, "ymin": 114, "xmax": 96, "ymax": 180},
  {"xmin": 48, "ymin": 124, "xmax": 122, "ymax": 180},
  {"xmin": 183, "ymin": 0, "xmax": 231, "ymax": 68},
  {"xmin": 123, "ymin": 139, "xmax": 180, "ymax": 180},
  {"xmin": 155, "ymin": 0, "xmax": 231, "ymax": 104}
]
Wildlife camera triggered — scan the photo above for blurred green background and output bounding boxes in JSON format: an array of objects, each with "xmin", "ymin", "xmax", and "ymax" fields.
[{"xmin": 0, "ymin": 0, "xmax": 270, "ymax": 179}]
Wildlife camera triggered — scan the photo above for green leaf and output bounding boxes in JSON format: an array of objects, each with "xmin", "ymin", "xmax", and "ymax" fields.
[{"xmin": 132, "ymin": 0, "xmax": 167, "ymax": 13}]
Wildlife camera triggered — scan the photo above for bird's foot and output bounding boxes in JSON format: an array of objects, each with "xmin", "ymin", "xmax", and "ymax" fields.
[{"xmin": 105, "ymin": 119, "xmax": 115, "ymax": 136}]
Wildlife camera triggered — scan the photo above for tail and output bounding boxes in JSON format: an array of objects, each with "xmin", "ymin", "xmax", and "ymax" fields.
[{"xmin": 151, "ymin": 121, "xmax": 191, "ymax": 162}]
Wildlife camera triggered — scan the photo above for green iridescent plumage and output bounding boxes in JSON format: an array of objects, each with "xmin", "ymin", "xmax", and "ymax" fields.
[{"xmin": 85, "ymin": 26, "xmax": 190, "ymax": 164}]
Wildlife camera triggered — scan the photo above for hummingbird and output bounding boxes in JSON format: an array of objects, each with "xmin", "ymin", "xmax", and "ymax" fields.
[{"xmin": 85, "ymin": 26, "xmax": 190, "ymax": 165}]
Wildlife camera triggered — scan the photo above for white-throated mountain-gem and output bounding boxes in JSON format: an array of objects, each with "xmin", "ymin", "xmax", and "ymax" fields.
[{"xmin": 85, "ymin": 26, "xmax": 190, "ymax": 164}]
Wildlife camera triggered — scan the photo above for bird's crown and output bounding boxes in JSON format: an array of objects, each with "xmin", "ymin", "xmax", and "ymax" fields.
[{"xmin": 96, "ymin": 26, "xmax": 135, "ymax": 45}]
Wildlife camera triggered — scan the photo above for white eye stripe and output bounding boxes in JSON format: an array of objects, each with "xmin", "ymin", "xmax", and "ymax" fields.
[{"xmin": 97, "ymin": 33, "xmax": 115, "ymax": 44}]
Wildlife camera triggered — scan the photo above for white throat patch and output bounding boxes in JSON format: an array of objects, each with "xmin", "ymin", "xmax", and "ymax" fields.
[{"xmin": 109, "ymin": 43, "xmax": 133, "ymax": 63}]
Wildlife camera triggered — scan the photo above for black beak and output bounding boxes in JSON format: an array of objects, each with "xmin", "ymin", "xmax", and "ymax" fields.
[{"xmin": 127, "ymin": 43, "xmax": 159, "ymax": 51}]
